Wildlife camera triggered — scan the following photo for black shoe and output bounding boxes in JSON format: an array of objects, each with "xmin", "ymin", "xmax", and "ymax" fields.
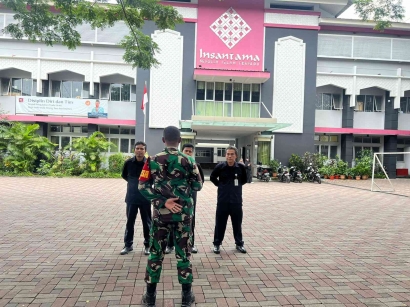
[
  {"xmin": 144, "ymin": 246, "xmax": 150, "ymax": 255},
  {"xmin": 165, "ymin": 246, "xmax": 174, "ymax": 254},
  {"xmin": 191, "ymin": 245, "xmax": 198, "ymax": 254},
  {"xmin": 213, "ymin": 245, "xmax": 220, "ymax": 254},
  {"xmin": 236, "ymin": 245, "xmax": 247, "ymax": 253},
  {"xmin": 181, "ymin": 284, "xmax": 195, "ymax": 307},
  {"xmin": 120, "ymin": 246, "xmax": 133, "ymax": 255},
  {"xmin": 142, "ymin": 283, "xmax": 157, "ymax": 307}
]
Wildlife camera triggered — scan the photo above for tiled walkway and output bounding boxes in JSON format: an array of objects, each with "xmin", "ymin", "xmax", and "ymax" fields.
[{"xmin": 1, "ymin": 177, "xmax": 410, "ymax": 306}]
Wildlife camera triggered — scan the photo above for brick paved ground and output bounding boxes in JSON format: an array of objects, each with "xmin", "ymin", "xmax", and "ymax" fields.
[
  {"xmin": 1, "ymin": 177, "xmax": 410, "ymax": 307},
  {"xmin": 322, "ymin": 178, "xmax": 410, "ymax": 198}
]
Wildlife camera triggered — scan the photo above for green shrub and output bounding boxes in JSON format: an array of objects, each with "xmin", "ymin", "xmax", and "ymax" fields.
[
  {"xmin": 109, "ymin": 153, "xmax": 126, "ymax": 174},
  {"xmin": 289, "ymin": 154, "xmax": 304, "ymax": 172},
  {"xmin": 80, "ymin": 171, "xmax": 122, "ymax": 178},
  {"xmin": 71, "ymin": 132, "xmax": 113, "ymax": 172}
]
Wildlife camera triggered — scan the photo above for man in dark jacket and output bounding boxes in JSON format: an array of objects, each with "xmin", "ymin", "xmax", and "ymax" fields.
[
  {"xmin": 165, "ymin": 143, "xmax": 204, "ymax": 254},
  {"xmin": 120, "ymin": 141, "xmax": 152, "ymax": 256},
  {"xmin": 210, "ymin": 146, "xmax": 247, "ymax": 254}
]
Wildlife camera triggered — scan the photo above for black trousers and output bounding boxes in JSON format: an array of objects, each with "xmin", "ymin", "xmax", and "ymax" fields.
[
  {"xmin": 213, "ymin": 203, "xmax": 244, "ymax": 247},
  {"xmin": 124, "ymin": 202, "xmax": 152, "ymax": 248},
  {"xmin": 168, "ymin": 192, "xmax": 197, "ymax": 248}
]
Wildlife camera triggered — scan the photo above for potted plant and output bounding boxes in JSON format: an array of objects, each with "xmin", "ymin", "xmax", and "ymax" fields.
[
  {"xmin": 329, "ymin": 165, "xmax": 336, "ymax": 180},
  {"xmin": 337, "ymin": 160, "xmax": 348, "ymax": 180},
  {"xmin": 319, "ymin": 166, "xmax": 329, "ymax": 179},
  {"xmin": 269, "ymin": 159, "xmax": 280, "ymax": 178},
  {"xmin": 345, "ymin": 168, "xmax": 352, "ymax": 180},
  {"xmin": 352, "ymin": 166, "xmax": 361, "ymax": 180}
]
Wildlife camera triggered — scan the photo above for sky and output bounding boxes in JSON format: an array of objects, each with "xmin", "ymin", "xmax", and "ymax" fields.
[{"xmin": 339, "ymin": 1, "xmax": 410, "ymax": 23}]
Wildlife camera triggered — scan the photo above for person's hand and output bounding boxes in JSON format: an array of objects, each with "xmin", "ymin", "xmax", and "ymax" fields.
[{"xmin": 165, "ymin": 198, "xmax": 182, "ymax": 213}]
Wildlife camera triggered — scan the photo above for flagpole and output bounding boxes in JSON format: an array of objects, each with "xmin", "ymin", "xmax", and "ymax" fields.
[
  {"xmin": 143, "ymin": 81, "xmax": 146, "ymax": 142},
  {"xmin": 143, "ymin": 111, "xmax": 146, "ymax": 142}
]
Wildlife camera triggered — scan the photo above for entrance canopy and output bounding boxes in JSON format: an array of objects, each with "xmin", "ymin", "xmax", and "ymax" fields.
[{"xmin": 180, "ymin": 116, "xmax": 291, "ymax": 139}]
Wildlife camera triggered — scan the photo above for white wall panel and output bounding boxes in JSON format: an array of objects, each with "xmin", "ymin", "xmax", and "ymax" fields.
[
  {"xmin": 0, "ymin": 58, "xmax": 37, "ymax": 78},
  {"xmin": 93, "ymin": 63, "xmax": 135, "ymax": 83},
  {"xmin": 265, "ymin": 13, "xmax": 318, "ymax": 26},
  {"xmin": 149, "ymin": 30, "xmax": 183, "ymax": 128},
  {"xmin": 273, "ymin": 36, "xmax": 305, "ymax": 133},
  {"xmin": 175, "ymin": 7, "xmax": 197, "ymax": 19},
  {"xmin": 316, "ymin": 75, "xmax": 354, "ymax": 95},
  {"xmin": 356, "ymin": 77, "xmax": 397, "ymax": 96}
]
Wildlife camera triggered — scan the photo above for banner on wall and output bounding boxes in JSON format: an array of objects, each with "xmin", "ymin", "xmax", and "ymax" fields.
[
  {"xmin": 196, "ymin": 0, "xmax": 265, "ymax": 71},
  {"xmin": 15, "ymin": 96, "xmax": 109, "ymax": 118}
]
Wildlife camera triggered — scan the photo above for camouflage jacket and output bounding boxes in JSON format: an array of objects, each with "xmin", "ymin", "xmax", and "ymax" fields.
[{"xmin": 138, "ymin": 147, "xmax": 203, "ymax": 223}]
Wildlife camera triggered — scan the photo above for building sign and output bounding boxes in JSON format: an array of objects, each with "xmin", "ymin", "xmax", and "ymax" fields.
[
  {"xmin": 15, "ymin": 97, "xmax": 108, "ymax": 118},
  {"xmin": 196, "ymin": 0, "xmax": 264, "ymax": 71}
]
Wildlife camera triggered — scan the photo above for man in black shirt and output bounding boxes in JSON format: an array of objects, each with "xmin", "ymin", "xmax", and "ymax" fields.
[
  {"xmin": 210, "ymin": 146, "xmax": 247, "ymax": 254},
  {"xmin": 165, "ymin": 143, "xmax": 204, "ymax": 254},
  {"xmin": 120, "ymin": 141, "xmax": 152, "ymax": 255}
]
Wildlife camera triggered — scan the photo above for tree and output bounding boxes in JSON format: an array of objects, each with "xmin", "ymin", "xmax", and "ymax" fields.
[
  {"xmin": 0, "ymin": 122, "xmax": 55, "ymax": 173},
  {"xmin": 354, "ymin": 0, "xmax": 405, "ymax": 31},
  {"xmin": 0, "ymin": 0, "xmax": 183, "ymax": 69}
]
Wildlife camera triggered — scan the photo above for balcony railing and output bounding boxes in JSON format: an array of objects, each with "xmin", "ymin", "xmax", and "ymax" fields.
[{"xmin": 195, "ymin": 101, "xmax": 261, "ymax": 118}]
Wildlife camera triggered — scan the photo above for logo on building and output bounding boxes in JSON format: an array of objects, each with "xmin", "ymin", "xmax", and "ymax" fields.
[
  {"xmin": 210, "ymin": 7, "xmax": 252, "ymax": 49},
  {"xmin": 19, "ymin": 98, "xmax": 24, "ymax": 103}
]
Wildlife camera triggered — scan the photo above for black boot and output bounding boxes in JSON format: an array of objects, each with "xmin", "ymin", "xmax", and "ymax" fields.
[
  {"xmin": 181, "ymin": 283, "xmax": 195, "ymax": 307},
  {"xmin": 141, "ymin": 283, "xmax": 157, "ymax": 307}
]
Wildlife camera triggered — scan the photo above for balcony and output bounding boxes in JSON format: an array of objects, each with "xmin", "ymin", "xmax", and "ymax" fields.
[
  {"xmin": 315, "ymin": 110, "xmax": 342, "ymax": 128},
  {"xmin": 353, "ymin": 112, "xmax": 384, "ymax": 130},
  {"xmin": 195, "ymin": 101, "xmax": 260, "ymax": 118},
  {"xmin": 398, "ymin": 113, "xmax": 410, "ymax": 130}
]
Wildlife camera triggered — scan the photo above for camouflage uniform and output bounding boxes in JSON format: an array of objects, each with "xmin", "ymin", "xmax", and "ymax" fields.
[{"xmin": 138, "ymin": 147, "xmax": 203, "ymax": 285}]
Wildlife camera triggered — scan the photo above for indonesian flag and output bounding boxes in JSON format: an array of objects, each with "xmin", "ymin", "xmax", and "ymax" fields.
[{"xmin": 141, "ymin": 83, "xmax": 148, "ymax": 115}]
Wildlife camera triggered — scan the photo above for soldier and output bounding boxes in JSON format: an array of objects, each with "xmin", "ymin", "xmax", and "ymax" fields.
[
  {"xmin": 165, "ymin": 143, "xmax": 204, "ymax": 254},
  {"xmin": 139, "ymin": 126, "xmax": 203, "ymax": 307}
]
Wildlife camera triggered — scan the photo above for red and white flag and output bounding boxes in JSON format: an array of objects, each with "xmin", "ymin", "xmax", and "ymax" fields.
[{"xmin": 141, "ymin": 83, "xmax": 148, "ymax": 115}]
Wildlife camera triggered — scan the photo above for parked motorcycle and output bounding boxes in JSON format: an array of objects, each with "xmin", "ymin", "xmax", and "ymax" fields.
[
  {"xmin": 277, "ymin": 162, "xmax": 290, "ymax": 183},
  {"xmin": 306, "ymin": 163, "xmax": 321, "ymax": 184},
  {"xmin": 289, "ymin": 166, "xmax": 303, "ymax": 183},
  {"xmin": 256, "ymin": 165, "xmax": 272, "ymax": 182}
]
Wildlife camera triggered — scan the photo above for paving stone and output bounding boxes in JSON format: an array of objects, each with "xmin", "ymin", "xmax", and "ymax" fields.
[{"xmin": 0, "ymin": 177, "xmax": 410, "ymax": 306}]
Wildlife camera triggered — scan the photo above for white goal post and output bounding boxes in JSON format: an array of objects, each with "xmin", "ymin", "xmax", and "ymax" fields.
[{"xmin": 371, "ymin": 152, "xmax": 409, "ymax": 193}]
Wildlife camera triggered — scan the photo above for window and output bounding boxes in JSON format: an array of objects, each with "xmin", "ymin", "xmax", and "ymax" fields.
[
  {"xmin": 120, "ymin": 139, "xmax": 129, "ymax": 153},
  {"xmin": 206, "ymin": 82, "xmax": 214, "ymax": 100},
  {"xmin": 50, "ymin": 81, "xmax": 92, "ymax": 98},
  {"xmin": 196, "ymin": 150, "xmax": 211, "ymax": 157},
  {"xmin": 196, "ymin": 81, "xmax": 205, "ymax": 100},
  {"xmin": 0, "ymin": 78, "xmax": 36, "ymax": 96},
  {"xmin": 314, "ymin": 135, "xmax": 339, "ymax": 159},
  {"xmin": 355, "ymin": 95, "xmax": 384, "ymax": 112},
  {"xmin": 353, "ymin": 137, "xmax": 381, "ymax": 159},
  {"xmin": 100, "ymin": 83, "xmax": 136, "ymax": 101},
  {"xmin": 401, "ymin": 97, "xmax": 410, "ymax": 114},
  {"xmin": 316, "ymin": 93, "xmax": 343, "ymax": 110},
  {"xmin": 397, "ymin": 148, "xmax": 404, "ymax": 162},
  {"xmin": 215, "ymin": 82, "xmax": 224, "ymax": 101},
  {"xmin": 243, "ymin": 84, "xmax": 251, "ymax": 102},
  {"xmin": 195, "ymin": 82, "xmax": 261, "ymax": 118},
  {"xmin": 225, "ymin": 83, "xmax": 232, "ymax": 101},
  {"xmin": 233, "ymin": 83, "xmax": 242, "ymax": 102},
  {"xmin": 217, "ymin": 148, "xmax": 226, "ymax": 157},
  {"xmin": 251, "ymin": 84, "xmax": 260, "ymax": 102}
]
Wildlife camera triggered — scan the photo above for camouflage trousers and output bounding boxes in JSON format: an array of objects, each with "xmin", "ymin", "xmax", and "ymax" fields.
[{"xmin": 145, "ymin": 218, "xmax": 193, "ymax": 285}]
